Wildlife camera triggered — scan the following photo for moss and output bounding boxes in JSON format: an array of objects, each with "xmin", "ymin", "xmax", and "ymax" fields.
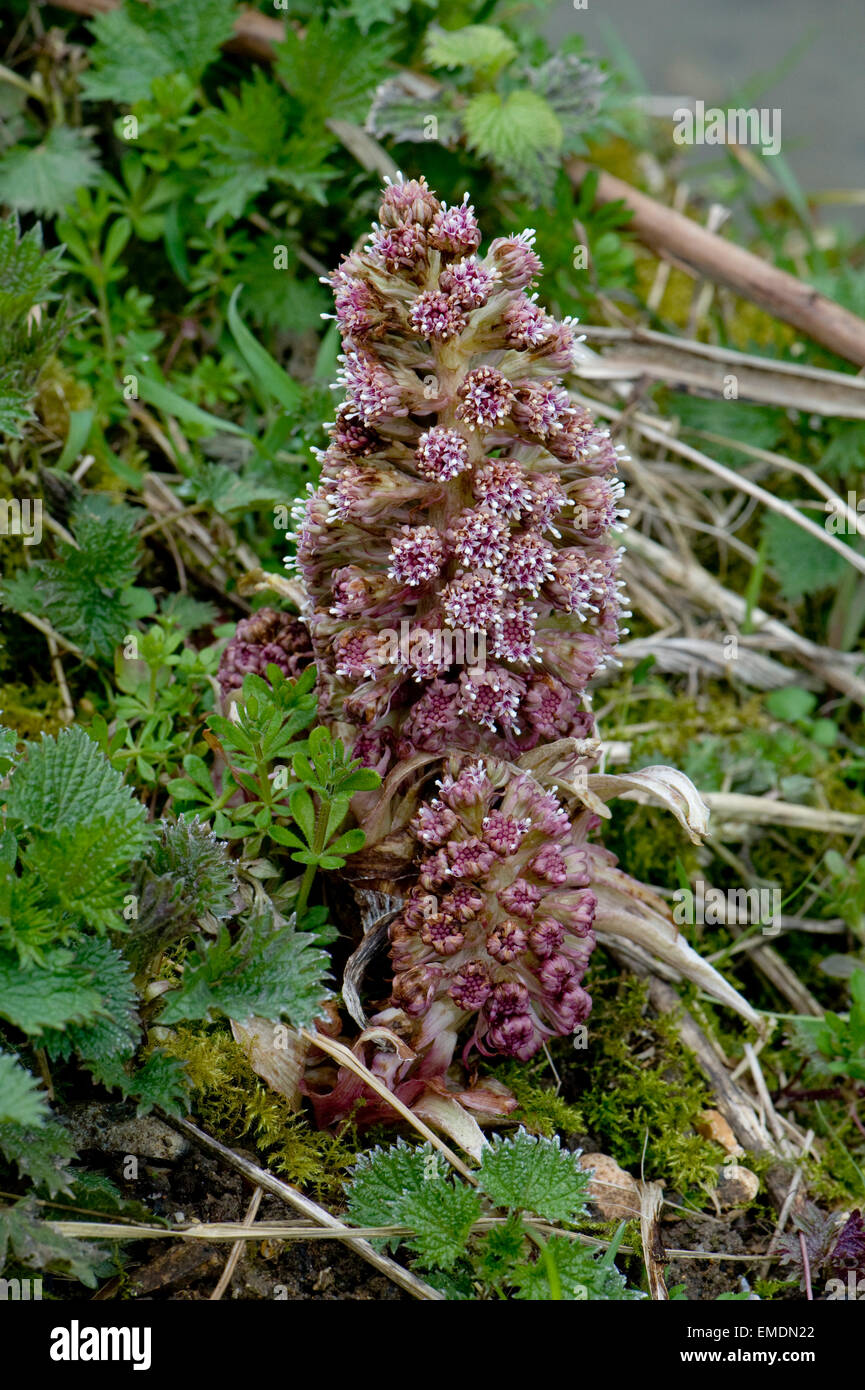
[
  {"xmin": 0, "ymin": 681, "xmax": 65, "ymax": 737},
  {"xmin": 560, "ymin": 974, "xmax": 726, "ymax": 1200},
  {"xmin": 161, "ymin": 1025, "xmax": 358, "ymax": 1203},
  {"xmin": 488, "ymin": 1058, "xmax": 585, "ymax": 1138}
]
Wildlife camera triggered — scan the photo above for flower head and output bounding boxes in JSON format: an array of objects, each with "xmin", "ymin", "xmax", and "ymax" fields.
[
  {"xmin": 295, "ymin": 176, "xmax": 624, "ymax": 772},
  {"xmin": 374, "ymin": 754, "xmax": 599, "ymax": 1064},
  {"xmin": 218, "ymin": 608, "xmax": 312, "ymax": 702}
]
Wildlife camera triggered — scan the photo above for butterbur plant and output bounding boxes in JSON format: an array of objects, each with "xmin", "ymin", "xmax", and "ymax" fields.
[
  {"xmin": 296, "ymin": 174, "xmax": 626, "ymax": 767},
  {"xmin": 290, "ymin": 176, "xmax": 760, "ymax": 1124}
]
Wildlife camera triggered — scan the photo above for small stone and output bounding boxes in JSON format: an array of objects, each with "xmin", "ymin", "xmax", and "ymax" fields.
[
  {"xmin": 715, "ymin": 1163, "xmax": 760, "ymax": 1209},
  {"xmin": 695, "ymin": 1108, "xmax": 745, "ymax": 1157},
  {"xmin": 103, "ymin": 1116, "xmax": 189, "ymax": 1161},
  {"xmin": 577, "ymin": 1152, "xmax": 641, "ymax": 1220}
]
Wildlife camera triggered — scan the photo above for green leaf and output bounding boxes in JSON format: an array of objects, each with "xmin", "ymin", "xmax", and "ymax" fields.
[
  {"xmin": 136, "ymin": 375, "xmax": 247, "ymax": 437},
  {"xmin": 231, "ymin": 243, "xmax": 330, "ymax": 335},
  {"xmin": 345, "ymin": 0, "xmax": 417, "ymax": 33},
  {"xmin": 763, "ymin": 512, "xmax": 848, "ymax": 603},
  {"xmin": 42, "ymin": 939, "xmax": 140, "ymax": 1078},
  {"xmin": 346, "ymin": 1139, "xmax": 432, "ymax": 1230},
  {"xmin": 193, "ymin": 71, "xmax": 335, "ymax": 224},
  {"xmin": 511, "ymin": 1233, "xmax": 641, "ymax": 1301},
  {"xmin": 0, "ymin": 1052, "xmax": 49, "ymax": 1127},
  {"xmin": 327, "ymin": 828, "xmax": 365, "ymax": 857},
  {"xmin": 477, "ymin": 1129, "xmax": 590, "ymax": 1222},
  {"xmin": 0, "ymin": 214, "xmax": 81, "ymax": 436},
  {"xmin": 81, "ymin": 0, "xmax": 236, "ymax": 104},
  {"xmin": 275, "ymin": 17, "xmax": 396, "ymax": 126},
  {"xmin": 159, "ymin": 913, "xmax": 330, "ymax": 1028},
  {"xmin": 346, "ymin": 1140, "xmax": 480, "ymax": 1269},
  {"xmin": 672, "ymin": 394, "xmax": 785, "ymax": 467},
  {"xmin": 425, "ymin": 24, "xmax": 517, "ymax": 75},
  {"xmin": 267, "ymin": 825, "xmax": 305, "ymax": 850},
  {"xmin": 131, "ymin": 1051, "xmax": 190, "ymax": 1117},
  {"xmin": 56, "ymin": 408, "xmax": 95, "ymax": 471},
  {"xmin": 0, "ymin": 1120, "xmax": 77, "ymax": 1197},
  {"xmin": 765, "ymin": 687, "xmax": 818, "ymax": 723},
  {"xmin": 0, "ymin": 495, "xmax": 143, "ymax": 659},
  {"xmin": 0, "ymin": 1198, "xmax": 105, "ymax": 1286},
  {"xmin": 289, "ymin": 786, "xmax": 316, "ymax": 846},
  {"xmin": 0, "ymin": 948, "xmax": 105, "ymax": 1035},
  {"xmin": 227, "ymin": 286, "xmax": 302, "ymax": 413},
  {"xmin": 0, "ymin": 128, "xmax": 99, "ymax": 217},
  {"xmin": 463, "ymin": 91, "xmax": 562, "ymax": 200},
  {"xmin": 820, "ymin": 421, "xmax": 865, "ymax": 482},
  {"xmin": 403, "ymin": 1176, "xmax": 480, "ymax": 1270},
  {"xmin": 526, "ymin": 52, "xmax": 605, "ymax": 154},
  {"xmin": 6, "ymin": 725, "xmax": 148, "ymax": 930},
  {"xmin": 336, "ymin": 768, "xmax": 381, "ymax": 793}
]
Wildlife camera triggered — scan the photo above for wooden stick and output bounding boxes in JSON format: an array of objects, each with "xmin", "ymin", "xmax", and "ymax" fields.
[
  {"xmin": 567, "ymin": 158, "xmax": 865, "ymax": 368},
  {"xmin": 210, "ymin": 1186, "xmax": 262, "ymax": 1300},
  {"xmin": 639, "ymin": 1182, "xmax": 668, "ymax": 1300}
]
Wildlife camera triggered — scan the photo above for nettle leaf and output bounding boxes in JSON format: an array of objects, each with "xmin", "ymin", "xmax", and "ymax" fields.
[
  {"xmin": 402, "ymin": 1176, "xmax": 480, "ymax": 1270},
  {"xmin": 0, "ymin": 948, "xmax": 104, "ymax": 1035},
  {"xmin": 42, "ymin": 939, "xmax": 140, "ymax": 1078},
  {"xmin": 6, "ymin": 725, "xmax": 147, "ymax": 930},
  {"xmin": 189, "ymin": 462, "xmax": 281, "ymax": 516},
  {"xmin": 820, "ymin": 420, "xmax": 865, "ymax": 482},
  {"xmin": 125, "ymin": 817, "xmax": 237, "ymax": 968},
  {"xmin": 0, "ymin": 128, "xmax": 100, "ymax": 218},
  {"xmin": 130, "ymin": 1051, "xmax": 190, "ymax": 1118},
  {"xmin": 0, "ymin": 1052, "xmax": 49, "ymax": 1127},
  {"xmin": 425, "ymin": 24, "xmax": 517, "ymax": 76},
  {"xmin": 346, "ymin": 1141, "xmax": 480, "ymax": 1269},
  {"xmin": 0, "ymin": 1119, "xmax": 78, "ymax": 1198},
  {"xmin": 0, "ymin": 495, "xmax": 143, "ymax": 658},
  {"xmin": 233, "ymin": 243, "xmax": 330, "ymax": 334},
  {"xmin": 0, "ymin": 1198, "xmax": 105, "ymax": 1286},
  {"xmin": 346, "ymin": 1139, "xmax": 427, "ymax": 1229},
  {"xmin": 275, "ymin": 17, "xmax": 396, "ymax": 126},
  {"xmin": 0, "ymin": 215, "xmax": 66, "ymax": 319},
  {"xmin": 672, "ymin": 393, "xmax": 786, "ymax": 467},
  {"xmin": 763, "ymin": 512, "xmax": 848, "ymax": 603},
  {"xmin": 477, "ymin": 1129, "xmax": 590, "ymax": 1222},
  {"xmin": 511, "ymin": 1234, "xmax": 642, "ymax": 1301},
  {"xmin": 81, "ymin": 0, "xmax": 236, "ymax": 104},
  {"xmin": 463, "ymin": 91, "xmax": 562, "ymax": 200},
  {"xmin": 159, "ymin": 913, "xmax": 331, "ymax": 1029},
  {"xmin": 194, "ymin": 72, "xmax": 329, "ymax": 225}
]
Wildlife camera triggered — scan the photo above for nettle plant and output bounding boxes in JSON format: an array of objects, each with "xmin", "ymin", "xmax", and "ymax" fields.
[
  {"xmin": 290, "ymin": 176, "xmax": 760, "ymax": 1123},
  {"xmin": 345, "ymin": 1129, "xmax": 642, "ymax": 1301}
]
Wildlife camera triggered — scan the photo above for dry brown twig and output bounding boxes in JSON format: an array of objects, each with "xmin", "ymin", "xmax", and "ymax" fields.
[{"xmin": 567, "ymin": 158, "xmax": 865, "ymax": 367}]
